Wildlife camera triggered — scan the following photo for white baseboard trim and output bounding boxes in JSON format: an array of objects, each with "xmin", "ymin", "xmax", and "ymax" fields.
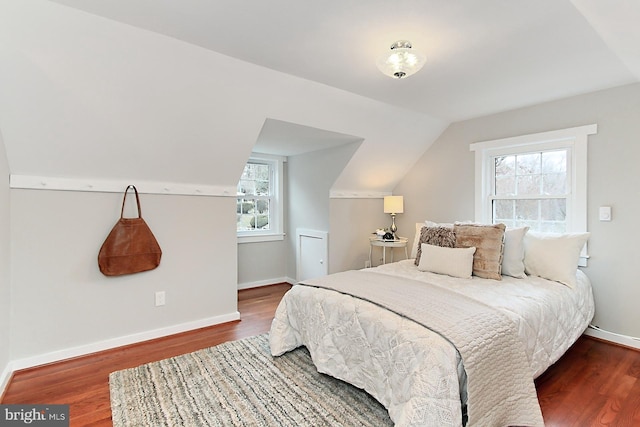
[
  {"xmin": 1, "ymin": 362, "xmax": 14, "ymax": 398},
  {"xmin": 9, "ymin": 311, "xmax": 240, "ymax": 372},
  {"xmin": 584, "ymin": 325, "xmax": 640, "ymax": 350},
  {"xmin": 238, "ymin": 277, "xmax": 295, "ymax": 290}
]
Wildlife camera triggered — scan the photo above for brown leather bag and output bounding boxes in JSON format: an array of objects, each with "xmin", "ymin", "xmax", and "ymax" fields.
[{"xmin": 98, "ymin": 185, "xmax": 162, "ymax": 276}]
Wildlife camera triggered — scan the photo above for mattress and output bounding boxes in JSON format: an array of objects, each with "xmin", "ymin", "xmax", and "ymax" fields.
[{"xmin": 270, "ymin": 260, "xmax": 595, "ymax": 426}]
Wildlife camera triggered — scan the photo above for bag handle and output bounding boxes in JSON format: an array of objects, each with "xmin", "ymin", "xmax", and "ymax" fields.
[{"xmin": 121, "ymin": 185, "xmax": 142, "ymax": 219}]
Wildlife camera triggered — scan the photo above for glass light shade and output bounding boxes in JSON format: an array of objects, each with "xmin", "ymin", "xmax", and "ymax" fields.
[
  {"xmin": 383, "ymin": 196, "xmax": 404, "ymax": 214},
  {"xmin": 377, "ymin": 40, "xmax": 426, "ymax": 79}
]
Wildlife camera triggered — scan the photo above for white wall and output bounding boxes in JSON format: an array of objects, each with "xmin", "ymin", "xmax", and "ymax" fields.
[
  {"xmin": 0, "ymin": 130, "xmax": 11, "ymax": 389},
  {"xmin": 395, "ymin": 82, "xmax": 640, "ymax": 340},
  {"xmin": 0, "ymin": 0, "xmax": 445, "ymax": 370},
  {"xmin": 9, "ymin": 190, "xmax": 237, "ymax": 364},
  {"xmin": 237, "ymin": 240, "xmax": 289, "ymax": 289},
  {"xmin": 329, "ymin": 198, "xmax": 390, "ymax": 273},
  {"xmin": 237, "ymin": 142, "xmax": 362, "ymax": 288},
  {"xmin": 286, "ymin": 142, "xmax": 362, "ymax": 280}
]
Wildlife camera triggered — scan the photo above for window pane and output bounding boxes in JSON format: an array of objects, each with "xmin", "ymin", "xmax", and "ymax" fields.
[
  {"xmin": 541, "ymin": 198, "xmax": 566, "ymax": 221},
  {"xmin": 542, "ymin": 173, "xmax": 566, "ymax": 195},
  {"xmin": 539, "ymin": 221, "xmax": 566, "ymax": 233},
  {"xmin": 254, "ymin": 200, "xmax": 270, "ymax": 230},
  {"xmin": 495, "ymin": 156, "xmax": 515, "ymax": 176},
  {"xmin": 516, "ymin": 175, "xmax": 541, "ymax": 195},
  {"xmin": 516, "ymin": 153, "xmax": 541, "ymax": 175},
  {"xmin": 255, "ymin": 179, "xmax": 269, "ymax": 196},
  {"xmin": 237, "ymin": 161, "xmax": 273, "ymax": 232},
  {"xmin": 515, "ymin": 199, "xmax": 539, "ymax": 222},
  {"xmin": 236, "ymin": 198, "xmax": 255, "ymax": 231},
  {"xmin": 493, "ymin": 199, "xmax": 514, "ymax": 222},
  {"xmin": 542, "ymin": 150, "xmax": 566, "ymax": 173},
  {"xmin": 236, "ymin": 198, "xmax": 271, "ymax": 230},
  {"xmin": 238, "ymin": 163, "xmax": 271, "ymax": 197},
  {"xmin": 237, "ymin": 199, "xmax": 253, "ymax": 215},
  {"xmin": 495, "ymin": 175, "xmax": 515, "ymax": 195},
  {"xmin": 492, "ymin": 198, "xmax": 567, "ymax": 232},
  {"xmin": 238, "ymin": 179, "xmax": 255, "ymax": 196}
]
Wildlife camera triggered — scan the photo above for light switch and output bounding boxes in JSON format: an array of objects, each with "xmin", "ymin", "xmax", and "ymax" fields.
[{"xmin": 599, "ymin": 206, "xmax": 612, "ymax": 221}]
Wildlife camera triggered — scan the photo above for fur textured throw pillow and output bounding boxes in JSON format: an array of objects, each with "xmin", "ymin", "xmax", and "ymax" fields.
[
  {"xmin": 414, "ymin": 226, "xmax": 457, "ymax": 266},
  {"xmin": 454, "ymin": 223, "xmax": 506, "ymax": 280}
]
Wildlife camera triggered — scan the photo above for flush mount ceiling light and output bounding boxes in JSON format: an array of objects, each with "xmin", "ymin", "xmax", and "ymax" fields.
[{"xmin": 377, "ymin": 40, "xmax": 426, "ymax": 79}]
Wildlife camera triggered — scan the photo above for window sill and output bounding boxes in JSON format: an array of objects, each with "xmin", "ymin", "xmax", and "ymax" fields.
[{"xmin": 237, "ymin": 233, "xmax": 285, "ymax": 244}]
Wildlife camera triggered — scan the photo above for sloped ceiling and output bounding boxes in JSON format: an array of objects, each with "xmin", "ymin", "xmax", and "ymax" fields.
[
  {"xmin": 45, "ymin": 0, "xmax": 639, "ymax": 121},
  {"xmin": 0, "ymin": 0, "xmax": 638, "ymax": 194}
]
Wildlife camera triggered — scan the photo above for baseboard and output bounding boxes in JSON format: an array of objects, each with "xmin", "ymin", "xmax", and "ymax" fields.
[
  {"xmin": 9, "ymin": 311, "xmax": 240, "ymax": 372},
  {"xmin": 0, "ymin": 362, "xmax": 14, "ymax": 399},
  {"xmin": 238, "ymin": 276, "xmax": 296, "ymax": 290},
  {"xmin": 584, "ymin": 325, "xmax": 640, "ymax": 350}
]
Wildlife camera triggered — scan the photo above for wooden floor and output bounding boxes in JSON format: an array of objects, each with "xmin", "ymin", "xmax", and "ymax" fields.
[{"xmin": 2, "ymin": 282, "xmax": 640, "ymax": 427}]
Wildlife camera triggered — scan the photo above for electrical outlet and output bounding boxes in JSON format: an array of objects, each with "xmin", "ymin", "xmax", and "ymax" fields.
[{"xmin": 155, "ymin": 291, "xmax": 166, "ymax": 306}]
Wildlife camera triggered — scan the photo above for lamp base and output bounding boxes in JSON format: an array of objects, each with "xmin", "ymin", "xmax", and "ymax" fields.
[{"xmin": 390, "ymin": 214, "xmax": 398, "ymax": 238}]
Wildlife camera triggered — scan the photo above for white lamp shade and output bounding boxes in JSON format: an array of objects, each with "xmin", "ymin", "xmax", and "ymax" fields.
[
  {"xmin": 384, "ymin": 196, "xmax": 404, "ymax": 214},
  {"xmin": 377, "ymin": 41, "xmax": 426, "ymax": 79}
]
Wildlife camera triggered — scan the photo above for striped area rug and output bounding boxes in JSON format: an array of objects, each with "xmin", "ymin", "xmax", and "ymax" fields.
[{"xmin": 109, "ymin": 333, "xmax": 393, "ymax": 426}]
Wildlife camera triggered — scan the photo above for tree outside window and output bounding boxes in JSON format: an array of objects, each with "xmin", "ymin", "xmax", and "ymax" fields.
[
  {"xmin": 237, "ymin": 162, "xmax": 271, "ymax": 231},
  {"xmin": 492, "ymin": 149, "xmax": 568, "ymax": 233}
]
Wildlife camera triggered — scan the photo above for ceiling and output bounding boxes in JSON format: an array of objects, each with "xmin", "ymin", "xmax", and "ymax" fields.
[
  {"xmin": 254, "ymin": 119, "xmax": 363, "ymax": 157},
  {"xmin": 45, "ymin": 0, "xmax": 639, "ymax": 154}
]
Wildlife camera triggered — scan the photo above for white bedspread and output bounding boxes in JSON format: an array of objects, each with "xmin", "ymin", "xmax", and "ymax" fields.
[{"xmin": 270, "ymin": 260, "xmax": 594, "ymax": 426}]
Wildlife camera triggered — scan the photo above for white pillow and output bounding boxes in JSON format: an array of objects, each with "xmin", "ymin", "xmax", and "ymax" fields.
[
  {"xmin": 523, "ymin": 232, "xmax": 590, "ymax": 288},
  {"xmin": 501, "ymin": 226, "xmax": 529, "ymax": 279},
  {"xmin": 410, "ymin": 222, "xmax": 425, "ymax": 259},
  {"xmin": 417, "ymin": 243, "xmax": 476, "ymax": 279},
  {"xmin": 425, "ymin": 220, "xmax": 454, "ymax": 229}
]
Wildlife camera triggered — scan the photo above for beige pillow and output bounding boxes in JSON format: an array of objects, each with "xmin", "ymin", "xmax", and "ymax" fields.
[
  {"xmin": 417, "ymin": 244, "xmax": 476, "ymax": 279},
  {"xmin": 454, "ymin": 223, "xmax": 506, "ymax": 280},
  {"xmin": 415, "ymin": 226, "xmax": 457, "ymax": 266}
]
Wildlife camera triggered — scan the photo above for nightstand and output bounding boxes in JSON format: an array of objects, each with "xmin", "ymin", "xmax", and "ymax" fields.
[{"xmin": 369, "ymin": 236, "xmax": 409, "ymax": 266}]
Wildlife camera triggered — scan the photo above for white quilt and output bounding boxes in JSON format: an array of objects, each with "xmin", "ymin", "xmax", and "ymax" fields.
[{"xmin": 270, "ymin": 260, "xmax": 594, "ymax": 426}]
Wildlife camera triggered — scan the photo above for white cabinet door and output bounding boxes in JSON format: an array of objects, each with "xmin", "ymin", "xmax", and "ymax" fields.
[{"xmin": 296, "ymin": 229, "xmax": 328, "ymax": 282}]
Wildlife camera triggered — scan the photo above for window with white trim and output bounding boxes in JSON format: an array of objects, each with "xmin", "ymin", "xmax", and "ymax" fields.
[
  {"xmin": 236, "ymin": 154, "xmax": 284, "ymax": 243},
  {"xmin": 470, "ymin": 124, "xmax": 596, "ymax": 264},
  {"xmin": 492, "ymin": 148, "xmax": 569, "ymax": 232}
]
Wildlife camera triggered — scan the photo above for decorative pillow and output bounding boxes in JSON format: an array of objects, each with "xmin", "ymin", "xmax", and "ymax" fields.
[
  {"xmin": 501, "ymin": 226, "xmax": 529, "ymax": 279},
  {"xmin": 411, "ymin": 221, "xmax": 455, "ymax": 259},
  {"xmin": 524, "ymin": 232, "xmax": 590, "ymax": 288},
  {"xmin": 454, "ymin": 223, "xmax": 506, "ymax": 280},
  {"xmin": 414, "ymin": 226, "xmax": 457, "ymax": 266},
  {"xmin": 417, "ymin": 244, "xmax": 476, "ymax": 279}
]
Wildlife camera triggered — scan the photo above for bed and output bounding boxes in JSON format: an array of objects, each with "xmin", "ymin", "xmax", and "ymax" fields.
[{"xmin": 269, "ymin": 223, "xmax": 595, "ymax": 427}]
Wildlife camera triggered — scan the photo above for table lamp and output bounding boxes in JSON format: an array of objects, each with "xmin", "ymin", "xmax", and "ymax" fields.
[{"xmin": 383, "ymin": 196, "xmax": 404, "ymax": 239}]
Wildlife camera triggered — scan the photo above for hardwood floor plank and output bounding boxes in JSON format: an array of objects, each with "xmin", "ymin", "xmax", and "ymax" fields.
[{"xmin": 3, "ymin": 282, "xmax": 640, "ymax": 426}]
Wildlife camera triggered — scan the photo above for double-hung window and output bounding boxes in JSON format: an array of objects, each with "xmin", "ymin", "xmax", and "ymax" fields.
[
  {"xmin": 491, "ymin": 148, "xmax": 569, "ymax": 232},
  {"xmin": 470, "ymin": 124, "xmax": 596, "ymax": 265},
  {"xmin": 236, "ymin": 154, "xmax": 284, "ymax": 243}
]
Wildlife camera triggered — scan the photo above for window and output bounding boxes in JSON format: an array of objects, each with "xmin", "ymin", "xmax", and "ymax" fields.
[
  {"xmin": 492, "ymin": 149, "xmax": 568, "ymax": 233},
  {"xmin": 237, "ymin": 154, "xmax": 284, "ymax": 243},
  {"xmin": 470, "ymin": 124, "xmax": 596, "ymax": 264}
]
